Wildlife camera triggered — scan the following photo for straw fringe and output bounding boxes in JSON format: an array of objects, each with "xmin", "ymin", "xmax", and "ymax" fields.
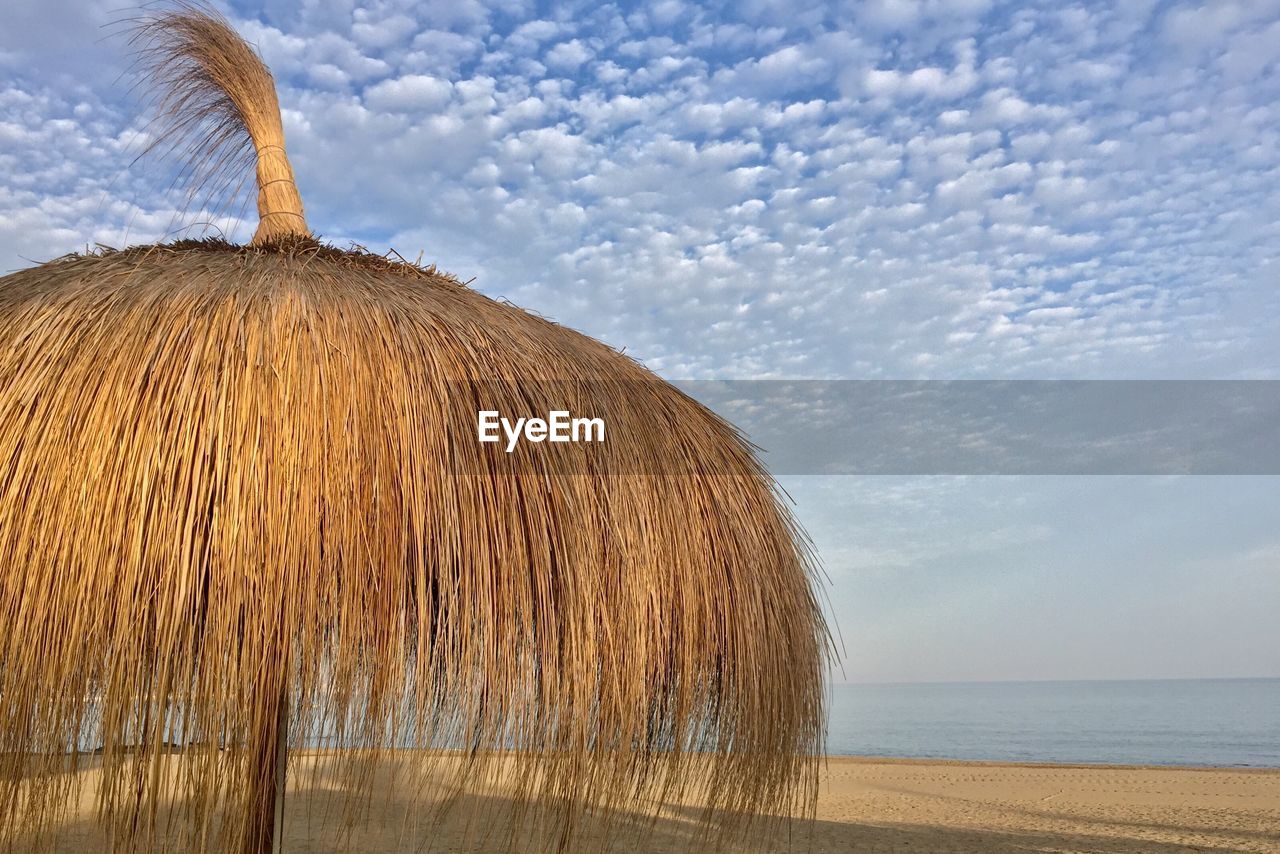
[{"xmin": 0, "ymin": 241, "xmax": 828, "ymax": 852}]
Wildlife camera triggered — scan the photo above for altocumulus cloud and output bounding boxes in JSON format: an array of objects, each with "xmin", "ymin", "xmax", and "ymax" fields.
[{"xmin": 1, "ymin": 0, "xmax": 1278, "ymax": 382}]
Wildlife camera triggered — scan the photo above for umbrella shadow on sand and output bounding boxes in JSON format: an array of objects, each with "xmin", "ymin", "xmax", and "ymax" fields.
[{"xmin": 13, "ymin": 760, "xmax": 1254, "ymax": 854}]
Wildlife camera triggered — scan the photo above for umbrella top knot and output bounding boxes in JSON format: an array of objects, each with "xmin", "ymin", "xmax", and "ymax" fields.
[{"xmin": 131, "ymin": 7, "xmax": 310, "ymax": 245}]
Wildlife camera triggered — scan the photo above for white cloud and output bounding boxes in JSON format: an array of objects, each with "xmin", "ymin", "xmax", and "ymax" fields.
[
  {"xmin": 544, "ymin": 39, "xmax": 594, "ymax": 71},
  {"xmin": 352, "ymin": 12, "xmax": 417, "ymax": 50},
  {"xmin": 1161, "ymin": 0, "xmax": 1280, "ymax": 50},
  {"xmin": 861, "ymin": 62, "xmax": 978, "ymax": 99},
  {"xmin": 506, "ymin": 19, "xmax": 562, "ymax": 54},
  {"xmin": 364, "ymin": 74, "xmax": 454, "ymax": 112}
]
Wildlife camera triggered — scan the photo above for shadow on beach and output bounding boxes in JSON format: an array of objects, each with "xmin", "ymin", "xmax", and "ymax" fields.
[{"xmin": 11, "ymin": 755, "xmax": 1266, "ymax": 853}]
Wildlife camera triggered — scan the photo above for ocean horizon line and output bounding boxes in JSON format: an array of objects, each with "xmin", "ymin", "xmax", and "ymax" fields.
[{"xmin": 831, "ymin": 675, "xmax": 1280, "ymax": 687}]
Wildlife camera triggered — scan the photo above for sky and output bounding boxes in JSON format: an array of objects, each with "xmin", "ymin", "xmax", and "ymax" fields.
[{"xmin": 1, "ymin": 0, "xmax": 1278, "ymax": 682}]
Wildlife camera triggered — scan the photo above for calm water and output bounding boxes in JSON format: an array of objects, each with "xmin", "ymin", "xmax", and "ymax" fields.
[{"xmin": 826, "ymin": 678, "xmax": 1280, "ymax": 767}]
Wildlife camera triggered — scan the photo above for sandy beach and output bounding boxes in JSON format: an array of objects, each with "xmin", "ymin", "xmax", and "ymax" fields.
[
  {"xmin": 806, "ymin": 758, "xmax": 1280, "ymax": 852},
  {"xmin": 16, "ymin": 755, "xmax": 1278, "ymax": 852}
]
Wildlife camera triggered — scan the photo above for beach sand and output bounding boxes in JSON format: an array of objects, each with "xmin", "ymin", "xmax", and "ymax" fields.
[
  {"xmin": 16, "ymin": 756, "xmax": 1280, "ymax": 852},
  {"xmin": 807, "ymin": 758, "xmax": 1280, "ymax": 852}
]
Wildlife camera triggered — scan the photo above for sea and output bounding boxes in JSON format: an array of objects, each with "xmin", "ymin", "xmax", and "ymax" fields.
[{"xmin": 825, "ymin": 678, "xmax": 1280, "ymax": 767}]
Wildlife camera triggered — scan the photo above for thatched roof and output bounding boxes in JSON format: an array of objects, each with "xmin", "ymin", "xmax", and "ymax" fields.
[{"xmin": 0, "ymin": 8, "xmax": 827, "ymax": 854}]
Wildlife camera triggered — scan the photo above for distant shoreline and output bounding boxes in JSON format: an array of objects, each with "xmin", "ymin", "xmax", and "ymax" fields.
[
  {"xmin": 821, "ymin": 754, "xmax": 1280, "ymax": 773},
  {"xmin": 62, "ymin": 747, "xmax": 1280, "ymax": 772}
]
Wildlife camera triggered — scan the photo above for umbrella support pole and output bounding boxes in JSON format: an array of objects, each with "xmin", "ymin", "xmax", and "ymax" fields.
[
  {"xmin": 271, "ymin": 690, "xmax": 288, "ymax": 854},
  {"xmin": 244, "ymin": 685, "xmax": 289, "ymax": 854}
]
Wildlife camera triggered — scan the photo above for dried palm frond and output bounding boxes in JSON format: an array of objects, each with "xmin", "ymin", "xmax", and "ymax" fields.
[{"xmin": 0, "ymin": 7, "xmax": 828, "ymax": 854}]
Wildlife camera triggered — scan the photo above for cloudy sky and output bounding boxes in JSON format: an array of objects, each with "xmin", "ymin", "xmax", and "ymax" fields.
[{"xmin": 2, "ymin": 0, "xmax": 1278, "ymax": 681}]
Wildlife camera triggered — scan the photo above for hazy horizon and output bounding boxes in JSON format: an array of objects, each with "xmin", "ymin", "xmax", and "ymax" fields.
[{"xmin": 830, "ymin": 674, "xmax": 1280, "ymax": 686}]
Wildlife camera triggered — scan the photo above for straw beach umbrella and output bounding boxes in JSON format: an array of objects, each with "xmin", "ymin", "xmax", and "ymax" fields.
[{"xmin": 0, "ymin": 7, "xmax": 826, "ymax": 853}]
